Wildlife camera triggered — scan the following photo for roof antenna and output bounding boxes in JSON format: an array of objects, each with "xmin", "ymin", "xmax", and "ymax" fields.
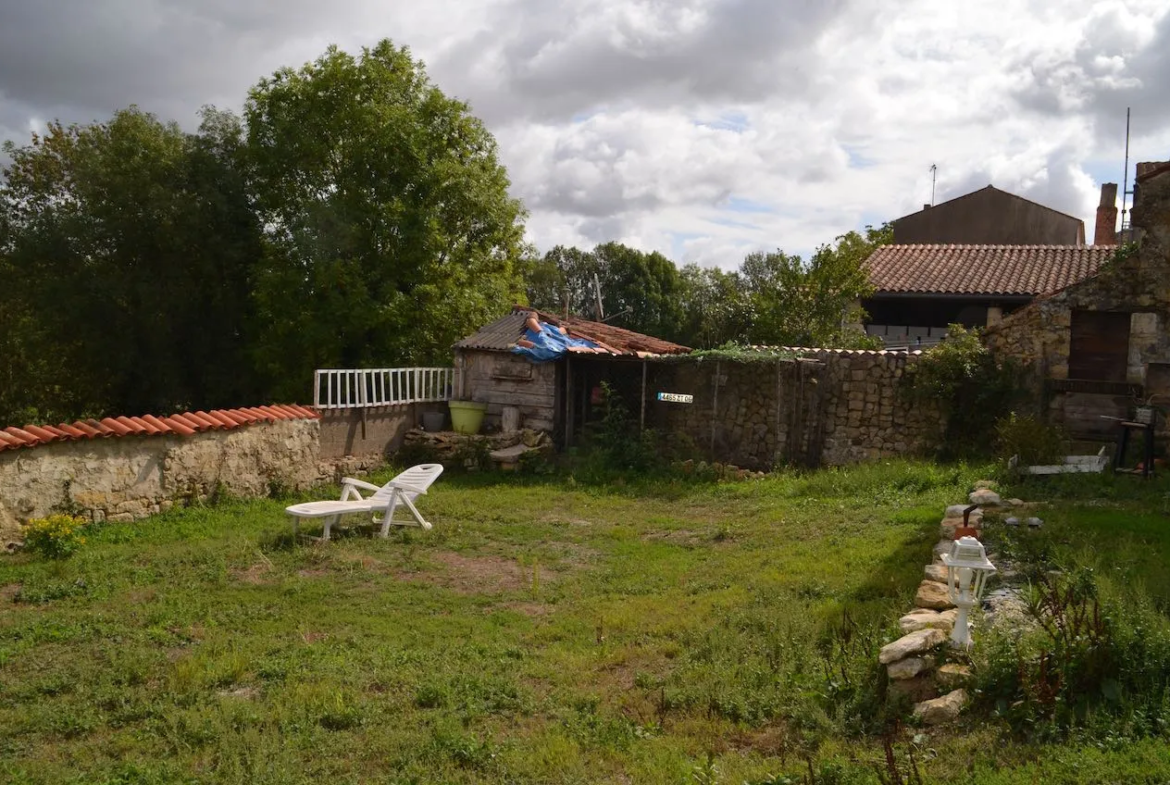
[
  {"xmin": 1121, "ymin": 107, "xmax": 1132, "ymax": 243},
  {"xmin": 930, "ymin": 163, "xmax": 938, "ymax": 206}
]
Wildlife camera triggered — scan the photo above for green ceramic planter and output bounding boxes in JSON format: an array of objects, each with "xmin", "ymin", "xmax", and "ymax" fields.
[{"xmin": 448, "ymin": 400, "xmax": 487, "ymax": 435}]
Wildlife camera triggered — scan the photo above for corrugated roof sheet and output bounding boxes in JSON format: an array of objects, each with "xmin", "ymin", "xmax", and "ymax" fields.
[
  {"xmin": 866, "ymin": 244, "xmax": 1114, "ymax": 296},
  {"xmin": 1, "ymin": 405, "xmax": 320, "ymax": 453},
  {"xmin": 454, "ymin": 306, "xmax": 691, "ymax": 357}
]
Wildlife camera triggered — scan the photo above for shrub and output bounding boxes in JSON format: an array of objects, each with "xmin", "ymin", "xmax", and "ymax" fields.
[
  {"xmin": 20, "ymin": 514, "xmax": 90, "ymax": 559},
  {"xmin": 901, "ymin": 324, "xmax": 1023, "ymax": 458},
  {"xmin": 994, "ymin": 412, "xmax": 1067, "ymax": 466},
  {"xmin": 974, "ymin": 567, "xmax": 1170, "ymax": 739}
]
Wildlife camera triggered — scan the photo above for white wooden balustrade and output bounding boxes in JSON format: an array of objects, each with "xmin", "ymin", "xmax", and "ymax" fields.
[{"xmin": 313, "ymin": 367, "xmax": 456, "ymax": 409}]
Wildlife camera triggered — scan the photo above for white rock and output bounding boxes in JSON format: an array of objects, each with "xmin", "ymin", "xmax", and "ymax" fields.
[
  {"xmin": 879, "ymin": 628, "xmax": 946, "ymax": 664},
  {"xmin": 945, "ymin": 504, "xmax": 974, "ymax": 518},
  {"xmin": 899, "ymin": 608, "xmax": 958, "ymax": 633},
  {"xmin": 969, "ymin": 489, "xmax": 1002, "ymax": 506},
  {"xmin": 924, "ymin": 564, "xmax": 948, "ymax": 584},
  {"xmin": 913, "ymin": 689, "xmax": 967, "ymax": 725},
  {"xmin": 914, "ymin": 580, "xmax": 954, "ymax": 610},
  {"xmin": 888, "ymin": 656, "xmax": 934, "ymax": 680}
]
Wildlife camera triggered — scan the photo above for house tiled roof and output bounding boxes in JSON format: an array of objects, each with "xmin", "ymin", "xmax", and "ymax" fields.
[
  {"xmin": 865, "ymin": 244, "xmax": 1114, "ymax": 297},
  {"xmin": 0, "ymin": 405, "xmax": 319, "ymax": 453},
  {"xmin": 454, "ymin": 305, "xmax": 691, "ymax": 357}
]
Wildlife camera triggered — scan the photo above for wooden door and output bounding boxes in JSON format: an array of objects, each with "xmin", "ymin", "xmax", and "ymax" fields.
[{"xmin": 1069, "ymin": 310, "xmax": 1130, "ymax": 381}]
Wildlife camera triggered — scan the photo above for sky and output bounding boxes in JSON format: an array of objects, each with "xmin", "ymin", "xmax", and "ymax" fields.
[{"xmin": 1, "ymin": 0, "xmax": 1168, "ymax": 268}]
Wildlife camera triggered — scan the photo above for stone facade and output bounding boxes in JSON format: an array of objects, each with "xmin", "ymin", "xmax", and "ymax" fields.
[
  {"xmin": 648, "ymin": 350, "xmax": 943, "ymax": 469},
  {"xmin": 0, "ymin": 420, "xmax": 323, "ymax": 539},
  {"xmin": 986, "ymin": 164, "xmax": 1170, "ymax": 437}
]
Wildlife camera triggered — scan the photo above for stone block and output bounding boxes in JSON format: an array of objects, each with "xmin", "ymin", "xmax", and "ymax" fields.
[
  {"xmin": 879, "ymin": 628, "xmax": 946, "ymax": 664},
  {"xmin": 888, "ymin": 655, "xmax": 934, "ymax": 680},
  {"xmin": 914, "ymin": 580, "xmax": 954, "ymax": 610},
  {"xmin": 913, "ymin": 689, "xmax": 967, "ymax": 725},
  {"xmin": 969, "ymin": 489, "xmax": 1002, "ymax": 506},
  {"xmin": 936, "ymin": 663, "xmax": 973, "ymax": 690}
]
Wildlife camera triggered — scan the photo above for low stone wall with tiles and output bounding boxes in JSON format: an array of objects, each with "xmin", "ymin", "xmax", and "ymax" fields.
[
  {"xmin": 648, "ymin": 350, "xmax": 944, "ymax": 469},
  {"xmin": 0, "ymin": 419, "xmax": 326, "ymax": 545}
]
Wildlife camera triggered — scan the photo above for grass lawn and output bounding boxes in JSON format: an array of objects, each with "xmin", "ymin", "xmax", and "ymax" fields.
[{"xmin": 3, "ymin": 461, "xmax": 1170, "ymax": 784}]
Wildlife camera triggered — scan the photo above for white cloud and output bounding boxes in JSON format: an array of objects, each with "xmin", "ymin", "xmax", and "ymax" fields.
[{"xmin": 1, "ymin": 0, "xmax": 1168, "ymax": 269}]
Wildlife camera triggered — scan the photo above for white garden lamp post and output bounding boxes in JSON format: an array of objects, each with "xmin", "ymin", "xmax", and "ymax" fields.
[{"xmin": 941, "ymin": 536, "xmax": 996, "ymax": 649}]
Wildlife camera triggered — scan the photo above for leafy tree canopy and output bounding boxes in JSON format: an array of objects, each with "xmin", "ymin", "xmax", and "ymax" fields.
[
  {"xmin": 0, "ymin": 107, "xmax": 262, "ymax": 423},
  {"xmin": 245, "ymin": 40, "xmax": 527, "ymax": 399}
]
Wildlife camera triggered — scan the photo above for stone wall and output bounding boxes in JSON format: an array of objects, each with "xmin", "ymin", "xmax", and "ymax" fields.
[
  {"xmin": 0, "ymin": 420, "xmax": 323, "ymax": 540},
  {"xmin": 318, "ymin": 402, "xmax": 447, "ymax": 459},
  {"xmin": 986, "ymin": 164, "xmax": 1170, "ymax": 437},
  {"xmin": 648, "ymin": 350, "xmax": 943, "ymax": 469}
]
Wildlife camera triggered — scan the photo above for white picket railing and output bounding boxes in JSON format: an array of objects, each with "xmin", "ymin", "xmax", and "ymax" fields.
[{"xmin": 313, "ymin": 367, "xmax": 456, "ymax": 409}]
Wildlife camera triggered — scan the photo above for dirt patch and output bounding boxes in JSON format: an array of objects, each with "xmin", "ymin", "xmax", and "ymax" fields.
[
  {"xmin": 217, "ymin": 686, "xmax": 259, "ymax": 700},
  {"xmin": 300, "ymin": 631, "xmax": 328, "ymax": 644},
  {"xmin": 642, "ymin": 529, "xmax": 704, "ymax": 545},
  {"xmin": 297, "ymin": 568, "xmax": 330, "ymax": 578},
  {"xmin": 0, "ymin": 583, "xmax": 22, "ymax": 604},
  {"xmin": 333, "ymin": 552, "xmax": 386, "ymax": 572},
  {"xmin": 431, "ymin": 552, "xmax": 531, "ymax": 594},
  {"xmin": 233, "ymin": 562, "xmax": 273, "ymax": 585},
  {"xmin": 727, "ymin": 724, "xmax": 791, "ymax": 756}
]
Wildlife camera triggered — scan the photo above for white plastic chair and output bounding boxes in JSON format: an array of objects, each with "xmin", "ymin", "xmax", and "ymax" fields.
[{"xmin": 284, "ymin": 464, "xmax": 444, "ymax": 541}]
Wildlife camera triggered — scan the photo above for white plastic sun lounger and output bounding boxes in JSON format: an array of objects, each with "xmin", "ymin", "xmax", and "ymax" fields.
[{"xmin": 284, "ymin": 464, "xmax": 444, "ymax": 541}]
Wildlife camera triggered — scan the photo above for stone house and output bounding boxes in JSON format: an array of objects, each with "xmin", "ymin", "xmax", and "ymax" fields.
[
  {"xmin": 862, "ymin": 244, "xmax": 1114, "ymax": 348},
  {"xmin": 863, "ymin": 183, "xmax": 1123, "ymax": 347},
  {"xmin": 892, "ymin": 185, "xmax": 1087, "ymax": 245},
  {"xmin": 452, "ymin": 306, "xmax": 691, "ymax": 441},
  {"xmin": 985, "ymin": 161, "xmax": 1170, "ymax": 439}
]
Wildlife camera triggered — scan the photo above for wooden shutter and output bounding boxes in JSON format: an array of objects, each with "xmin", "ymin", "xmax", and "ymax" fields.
[{"xmin": 1068, "ymin": 310, "xmax": 1130, "ymax": 382}]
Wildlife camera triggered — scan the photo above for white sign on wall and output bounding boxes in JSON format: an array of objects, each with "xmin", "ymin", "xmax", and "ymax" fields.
[{"xmin": 656, "ymin": 392, "xmax": 693, "ymax": 404}]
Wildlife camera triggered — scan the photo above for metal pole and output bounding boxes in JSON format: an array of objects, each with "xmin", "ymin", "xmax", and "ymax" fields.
[{"xmin": 1121, "ymin": 107, "xmax": 1131, "ymax": 242}]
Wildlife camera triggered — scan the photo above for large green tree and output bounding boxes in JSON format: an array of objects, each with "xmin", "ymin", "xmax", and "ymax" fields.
[
  {"xmin": 245, "ymin": 40, "xmax": 527, "ymax": 399},
  {"xmin": 742, "ymin": 224, "xmax": 889, "ymax": 347},
  {"xmin": 0, "ymin": 107, "xmax": 263, "ymax": 423},
  {"xmin": 525, "ymin": 242, "xmax": 685, "ymax": 341},
  {"xmin": 677, "ymin": 263, "xmax": 752, "ymax": 349}
]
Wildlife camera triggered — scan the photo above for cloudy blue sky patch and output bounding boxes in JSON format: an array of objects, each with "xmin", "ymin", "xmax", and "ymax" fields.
[{"xmin": 1, "ymin": 0, "xmax": 1168, "ymax": 268}]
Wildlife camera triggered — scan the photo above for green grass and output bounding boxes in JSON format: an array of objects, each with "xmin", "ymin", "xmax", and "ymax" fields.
[{"xmin": 2, "ymin": 460, "xmax": 1170, "ymax": 783}]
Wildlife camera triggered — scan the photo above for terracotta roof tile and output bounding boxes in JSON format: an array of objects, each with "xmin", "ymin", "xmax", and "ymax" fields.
[
  {"xmin": 54, "ymin": 423, "xmax": 89, "ymax": 438},
  {"xmin": 23, "ymin": 425, "xmax": 60, "ymax": 441},
  {"xmin": 865, "ymin": 245, "xmax": 1114, "ymax": 296},
  {"xmin": 1, "ymin": 404, "xmax": 319, "ymax": 453},
  {"xmin": 455, "ymin": 305, "xmax": 692, "ymax": 357}
]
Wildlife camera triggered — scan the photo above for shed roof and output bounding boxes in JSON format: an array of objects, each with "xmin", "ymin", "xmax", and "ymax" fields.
[
  {"xmin": 865, "ymin": 244, "xmax": 1114, "ymax": 297},
  {"xmin": 454, "ymin": 306, "xmax": 691, "ymax": 358}
]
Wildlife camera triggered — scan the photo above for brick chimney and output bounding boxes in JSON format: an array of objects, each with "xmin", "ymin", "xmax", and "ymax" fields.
[{"xmin": 1094, "ymin": 183, "xmax": 1118, "ymax": 245}]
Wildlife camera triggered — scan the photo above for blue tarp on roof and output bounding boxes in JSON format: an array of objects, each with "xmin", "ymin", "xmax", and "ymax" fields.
[{"xmin": 512, "ymin": 320, "xmax": 600, "ymax": 362}]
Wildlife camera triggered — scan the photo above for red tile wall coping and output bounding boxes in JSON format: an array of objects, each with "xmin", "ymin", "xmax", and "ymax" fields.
[{"xmin": 1, "ymin": 405, "xmax": 320, "ymax": 453}]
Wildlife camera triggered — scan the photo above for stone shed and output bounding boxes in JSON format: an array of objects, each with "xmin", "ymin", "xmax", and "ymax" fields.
[
  {"xmin": 452, "ymin": 306, "xmax": 691, "ymax": 439},
  {"xmin": 986, "ymin": 161, "xmax": 1170, "ymax": 439}
]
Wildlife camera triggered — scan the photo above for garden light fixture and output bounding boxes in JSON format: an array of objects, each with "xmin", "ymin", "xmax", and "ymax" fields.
[{"xmin": 941, "ymin": 536, "xmax": 996, "ymax": 648}]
